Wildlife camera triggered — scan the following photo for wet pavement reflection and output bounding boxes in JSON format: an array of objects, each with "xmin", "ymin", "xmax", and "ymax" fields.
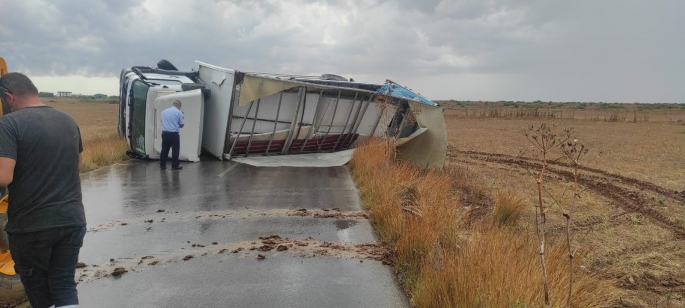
[{"xmin": 77, "ymin": 160, "xmax": 408, "ymax": 307}]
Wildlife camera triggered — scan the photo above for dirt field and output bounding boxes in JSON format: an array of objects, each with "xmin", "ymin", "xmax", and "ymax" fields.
[{"xmin": 444, "ymin": 102, "xmax": 685, "ymax": 307}]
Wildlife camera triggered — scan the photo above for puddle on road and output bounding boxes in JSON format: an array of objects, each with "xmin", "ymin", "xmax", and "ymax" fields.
[{"xmin": 335, "ymin": 219, "xmax": 358, "ymax": 230}]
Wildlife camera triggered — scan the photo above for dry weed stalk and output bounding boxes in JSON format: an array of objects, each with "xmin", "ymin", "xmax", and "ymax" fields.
[
  {"xmin": 522, "ymin": 124, "xmax": 568, "ymax": 308},
  {"xmin": 559, "ymin": 129, "xmax": 588, "ymax": 308}
]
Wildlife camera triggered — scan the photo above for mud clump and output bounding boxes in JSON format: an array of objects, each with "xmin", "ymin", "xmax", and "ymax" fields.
[
  {"xmin": 191, "ymin": 244, "xmax": 205, "ymax": 248},
  {"xmin": 182, "ymin": 255, "xmax": 194, "ymax": 261},
  {"xmin": 289, "ymin": 209, "xmax": 309, "ymax": 217},
  {"xmin": 111, "ymin": 267, "xmax": 127, "ymax": 277},
  {"xmin": 148, "ymin": 261, "xmax": 159, "ymax": 266},
  {"xmin": 75, "ymin": 262, "xmax": 87, "ymax": 268},
  {"xmin": 231, "ymin": 248, "xmax": 244, "ymax": 253},
  {"xmin": 277, "ymin": 245, "xmax": 288, "ymax": 251},
  {"xmin": 256, "ymin": 254, "xmax": 266, "ymax": 260}
]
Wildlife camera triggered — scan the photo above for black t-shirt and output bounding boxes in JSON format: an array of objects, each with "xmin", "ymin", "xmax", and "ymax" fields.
[{"xmin": 0, "ymin": 106, "xmax": 86, "ymax": 233}]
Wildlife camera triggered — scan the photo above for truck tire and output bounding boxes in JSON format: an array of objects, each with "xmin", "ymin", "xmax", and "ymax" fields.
[{"xmin": 156, "ymin": 59, "xmax": 178, "ymax": 71}]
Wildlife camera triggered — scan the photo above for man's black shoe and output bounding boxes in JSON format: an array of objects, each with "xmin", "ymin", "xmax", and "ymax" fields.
[
  {"xmin": 172, "ymin": 166, "xmax": 183, "ymax": 170},
  {"xmin": 160, "ymin": 165, "xmax": 166, "ymax": 170}
]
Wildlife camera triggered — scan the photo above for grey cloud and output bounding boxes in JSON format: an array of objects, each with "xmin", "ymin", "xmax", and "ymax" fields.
[{"xmin": 0, "ymin": 0, "xmax": 683, "ymax": 102}]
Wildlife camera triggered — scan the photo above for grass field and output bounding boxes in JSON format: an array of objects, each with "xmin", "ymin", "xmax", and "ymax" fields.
[
  {"xmin": 441, "ymin": 102, "xmax": 685, "ymax": 307},
  {"xmin": 41, "ymin": 97, "xmax": 129, "ymax": 172}
]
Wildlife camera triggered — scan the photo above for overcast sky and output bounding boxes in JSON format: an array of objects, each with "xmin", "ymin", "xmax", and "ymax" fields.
[{"xmin": 0, "ymin": 0, "xmax": 682, "ymax": 103}]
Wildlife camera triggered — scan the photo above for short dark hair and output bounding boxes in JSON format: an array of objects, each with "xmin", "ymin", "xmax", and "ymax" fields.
[{"xmin": 0, "ymin": 73, "xmax": 39, "ymax": 100}]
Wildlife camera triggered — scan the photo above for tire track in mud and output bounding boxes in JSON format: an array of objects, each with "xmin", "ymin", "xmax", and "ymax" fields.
[
  {"xmin": 449, "ymin": 150, "xmax": 685, "ymax": 237},
  {"xmin": 452, "ymin": 148, "xmax": 685, "ymax": 203}
]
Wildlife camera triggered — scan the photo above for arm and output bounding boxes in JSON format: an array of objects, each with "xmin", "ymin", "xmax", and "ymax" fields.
[
  {"xmin": 0, "ymin": 158, "xmax": 15, "ymax": 186},
  {"xmin": 0, "ymin": 121, "xmax": 16, "ymax": 185},
  {"xmin": 77, "ymin": 125, "xmax": 83, "ymax": 171}
]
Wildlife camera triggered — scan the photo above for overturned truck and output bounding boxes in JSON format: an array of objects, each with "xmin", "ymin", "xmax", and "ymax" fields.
[{"xmin": 118, "ymin": 60, "xmax": 447, "ymax": 168}]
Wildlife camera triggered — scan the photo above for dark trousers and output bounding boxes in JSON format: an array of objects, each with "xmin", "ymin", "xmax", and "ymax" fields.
[
  {"xmin": 8, "ymin": 226, "xmax": 86, "ymax": 308},
  {"xmin": 160, "ymin": 131, "xmax": 180, "ymax": 167}
]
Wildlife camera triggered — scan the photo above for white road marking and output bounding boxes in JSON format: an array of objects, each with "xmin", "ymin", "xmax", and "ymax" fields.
[{"xmin": 218, "ymin": 162, "xmax": 239, "ymax": 177}]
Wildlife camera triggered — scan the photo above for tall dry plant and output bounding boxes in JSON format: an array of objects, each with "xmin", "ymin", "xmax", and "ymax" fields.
[
  {"xmin": 521, "ymin": 124, "xmax": 569, "ymax": 308},
  {"xmin": 559, "ymin": 130, "xmax": 588, "ymax": 307}
]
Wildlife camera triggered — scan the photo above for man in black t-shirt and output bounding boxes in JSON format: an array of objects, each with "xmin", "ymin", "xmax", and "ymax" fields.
[{"xmin": 0, "ymin": 73, "xmax": 86, "ymax": 308}]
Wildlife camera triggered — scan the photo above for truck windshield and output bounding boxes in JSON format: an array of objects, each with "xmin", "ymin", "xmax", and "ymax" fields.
[{"xmin": 130, "ymin": 80, "xmax": 149, "ymax": 156}]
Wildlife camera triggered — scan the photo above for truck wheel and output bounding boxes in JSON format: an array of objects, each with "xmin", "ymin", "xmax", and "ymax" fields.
[{"xmin": 157, "ymin": 59, "xmax": 178, "ymax": 71}]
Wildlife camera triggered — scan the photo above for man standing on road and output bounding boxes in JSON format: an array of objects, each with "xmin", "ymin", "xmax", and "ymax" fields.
[
  {"xmin": 0, "ymin": 73, "xmax": 86, "ymax": 308},
  {"xmin": 160, "ymin": 100, "xmax": 184, "ymax": 170}
]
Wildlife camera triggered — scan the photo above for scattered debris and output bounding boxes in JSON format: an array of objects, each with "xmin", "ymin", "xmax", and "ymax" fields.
[
  {"xmin": 111, "ymin": 267, "xmax": 127, "ymax": 277},
  {"xmin": 120, "ymin": 222, "xmax": 128, "ymax": 226},
  {"xmin": 144, "ymin": 219, "xmax": 153, "ymax": 223},
  {"xmin": 277, "ymin": 245, "xmax": 288, "ymax": 251},
  {"xmin": 256, "ymin": 254, "xmax": 266, "ymax": 260},
  {"xmin": 109, "ymin": 258, "xmax": 115, "ymax": 262},
  {"xmin": 192, "ymin": 244, "xmax": 205, "ymax": 248},
  {"xmin": 75, "ymin": 262, "xmax": 87, "ymax": 268},
  {"xmin": 182, "ymin": 255, "xmax": 194, "ymax": 261},
  {"xmin": 212, "ymin": 242, "xmax": 218, "ymax": 245},
  {"xmin": 148, "ymin": 261, "xmax": 159, "ymax": 266},
  {"xmin": 323, "ymin": 207, "xmax": 330, "ymax": 211},
  {"xmin": 231, "ymin": 248, "xmax": 244, "ymax": 253},
  {"xmin": 157, "ymin": 209, "xmax": 166, "ymax": 213},
  {"xmin": 259, "ymin": 234, "xmax": 281, "ymax": 241},
  {"xmin": 141, "ymin": 256, "xmax": 154, "ymax": 260}
]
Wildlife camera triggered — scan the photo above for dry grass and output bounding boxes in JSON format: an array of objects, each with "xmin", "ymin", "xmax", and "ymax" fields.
[
  {"xmin": 349, "ymin": 138, "xmax": 617, "ymax": 308},
  {"xmin": 43, "ymin": 97, "xmax": 129, "ymax": 172},
  {"xmin": 415, "ymin": 228, "xmax": 614, "ymax": 308},
  {"xmin": 492, "ymin": 191, "xmax": 527, "ymax": 228}
]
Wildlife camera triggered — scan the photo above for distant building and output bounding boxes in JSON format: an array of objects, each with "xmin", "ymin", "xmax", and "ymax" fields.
[
  {"xmin": 93, "ymin": 93, "xmax": 108, "ymax": 99},
  {"xmin": 57, "ymin": 91, "xmax": 72, "ymax": 97}
]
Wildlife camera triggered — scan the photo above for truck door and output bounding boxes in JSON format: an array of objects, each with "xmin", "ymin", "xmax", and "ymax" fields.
[{"xmin": 153, "ymin": 89, "xmax": 204, "ymax": 162}]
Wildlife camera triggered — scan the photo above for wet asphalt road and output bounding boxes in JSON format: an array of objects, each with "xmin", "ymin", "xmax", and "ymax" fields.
[{"xmin": 76, "ymin": 159, "xmax": 408, "ymax": 308}]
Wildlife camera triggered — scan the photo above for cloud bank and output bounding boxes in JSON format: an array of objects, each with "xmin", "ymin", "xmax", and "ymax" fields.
[{"xmin": 0, "ymin": 0, "xmax": 682, "ymax": 102}]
